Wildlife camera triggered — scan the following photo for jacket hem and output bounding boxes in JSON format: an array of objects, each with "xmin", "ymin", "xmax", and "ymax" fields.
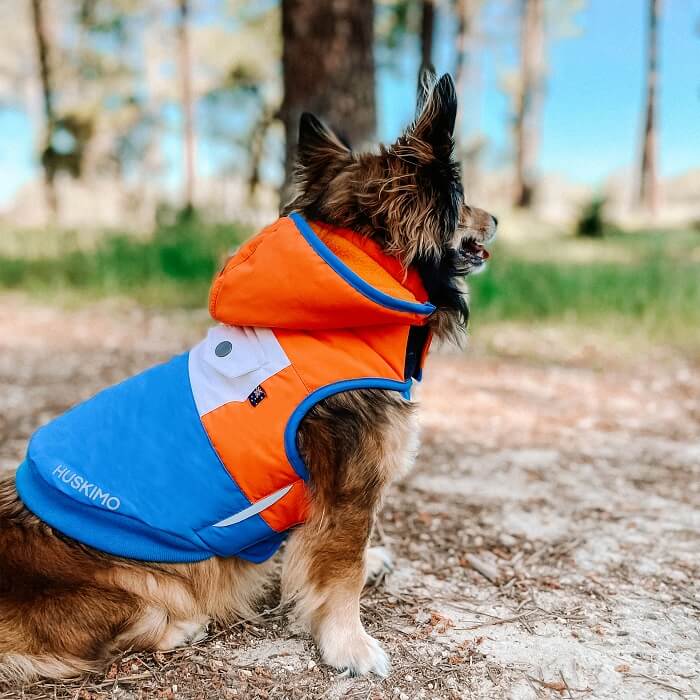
[{"xmin": 15, "ymin": 458, "xmax": 214, "ymax": 563}]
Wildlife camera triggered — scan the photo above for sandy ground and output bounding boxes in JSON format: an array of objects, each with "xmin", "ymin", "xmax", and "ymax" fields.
[{"xmin": 0, "ymin": 296, "xmax": 698, "ymax": 700}]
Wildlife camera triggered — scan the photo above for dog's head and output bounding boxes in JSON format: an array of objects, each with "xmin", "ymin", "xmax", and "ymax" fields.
[{"xmin": 283, "ymin": 69, "xmax": 496, "ymax": 342}]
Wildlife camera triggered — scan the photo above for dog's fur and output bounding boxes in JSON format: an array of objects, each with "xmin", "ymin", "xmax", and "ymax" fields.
[{"xmin": 0, "ymin": 70, "xmax": 496, "ymax": 683}]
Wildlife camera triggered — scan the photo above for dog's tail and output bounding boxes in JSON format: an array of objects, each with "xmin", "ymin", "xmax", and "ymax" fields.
[{"xmin": 0, "ymin": 652, "xmax": 102, "ymax": 685}]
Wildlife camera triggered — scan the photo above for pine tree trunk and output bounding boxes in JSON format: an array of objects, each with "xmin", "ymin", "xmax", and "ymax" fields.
[
  {"xmin": 454, "ymin": 0, "xmax": 480, "ymax": 189},
  {"xmin": 420, "ymin": 0, "xmax": 435, "ymax": 72},
  {"xmin": 639, "ymin": 0, "xmax": 659, "ymax": 215},
  {"xmin": 514, "ymin": 0, "xmax": 544, "ymax": 209},
  {"xmin": 177, "ymin": 0, "xmax": 196, "ymax": 213},
  {"xmin": 281, "ymin": 0, "xmax": 376, "ymax": 203},
  {"xmin": 29, "ymin": 0, "xmax": 58, "ymax": 219},
  {"xmin": 454, "ymin": 0, "xmax": 470, "ymax": 101},
  {"xmin": 455, "ymin": 0, "xmax": 479, "ymax": 136}
]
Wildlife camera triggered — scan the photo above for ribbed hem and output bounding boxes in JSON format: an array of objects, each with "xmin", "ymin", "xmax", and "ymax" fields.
[{"xmin": 15, "ymin": 458, "xmax": 213, "ymax": 563}]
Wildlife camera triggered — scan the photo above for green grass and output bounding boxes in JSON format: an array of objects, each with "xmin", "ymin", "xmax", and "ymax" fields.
[
  {"xmin": 0, "ymin": 222, "xmax": 697, "ymax": 346},
  {"xmin": 0, "ymin": 218, "xmax": 249, "ymax": 308},
  {"xmin": 468, "ymin": 229, "xmax": 700, "ymax": 344}
]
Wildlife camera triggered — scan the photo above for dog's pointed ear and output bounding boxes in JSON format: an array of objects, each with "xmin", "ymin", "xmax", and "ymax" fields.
[
  {"xmin": 409, "ymin": 73, "xmax": 457, "ymax": 160},
  {"xmin": 416, "ymin": 64, "xmax": 438, "ymax": 117},
  {"xmin": 297, "ymin": 112, "xmax": 351, "ymax": 167}
]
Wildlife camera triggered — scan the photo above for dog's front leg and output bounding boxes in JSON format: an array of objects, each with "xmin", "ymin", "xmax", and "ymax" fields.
[
  {"xmin": 282, "ymin": 389, "xmax": 416, "ymax": 676},
  {"xmin": 281, "ymin": 509, "xmax": 390, "ymax": 677}
]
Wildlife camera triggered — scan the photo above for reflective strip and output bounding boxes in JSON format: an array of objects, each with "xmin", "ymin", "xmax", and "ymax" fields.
[{"xmin": 212, "ymin": 484, "xmax": 293, "ymax": 528}]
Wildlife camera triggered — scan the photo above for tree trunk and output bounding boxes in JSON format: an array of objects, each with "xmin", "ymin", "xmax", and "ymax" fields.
[
  {"xmin": 420, "ymin": 0, "xmax": 435, "ymax": 72},
  {"xmin": 454, "ymin": 0, "xmax": 470, "ymax": 104},
  {"xmin": 177, "ymin": 0, "xmax": 196, "ymax": 213},
  {"xmin": 454, "ymin": 0, "xmax": 481, "ymax": 190},
  {"xmin": 29, "ymin": 0, "xmax": 58, "ymax": 219},
  {"xmin": 455, "ymin": 0, "xmax": 481, "ymax": 138},
  {"xmin": 639, "ymin": 0, "xmax": 660, "ymax": 215},
  {"xmin": 514, "ymin": 0, "xmax": 544, "ymax": 209},
  {"xmin": 281, "ymin": 0, "xmax": 376, "ymax": 203}
]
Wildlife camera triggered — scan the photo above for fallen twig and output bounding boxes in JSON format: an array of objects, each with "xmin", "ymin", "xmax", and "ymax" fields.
[
  {"xmin": 464, "ymin": 553, "xmax": 501, "ymax": 584},
  {"xmin": 624, "ymin": 672, "xmax": 688, "ymax": 697},
  {"xmin": 455, "ymin": 610, "xmax": 539, "ymax": 631},
  {"xmin": 559, "ymin": 670, "xmax": 574, "ymax": 699},
  {"xmin": 90, "ymin": 672, "xmax": 154, "ymax": 689}
]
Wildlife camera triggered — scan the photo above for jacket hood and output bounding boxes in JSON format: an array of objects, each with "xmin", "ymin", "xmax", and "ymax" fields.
[{"xmin": 209, "ymin": 213, "xmax": 435, "ymax": 330}]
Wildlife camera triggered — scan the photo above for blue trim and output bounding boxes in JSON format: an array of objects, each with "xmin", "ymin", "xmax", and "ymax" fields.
[
  {"xmin": 289, "ymin": 212, "xmax": 435, "ymax": 317},
  {"xmin": 284, "ymin": 378, "xmax": 413, "ymax": 481}
]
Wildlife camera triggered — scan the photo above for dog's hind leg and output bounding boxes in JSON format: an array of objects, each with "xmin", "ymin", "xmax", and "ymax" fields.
[
  {"xmin": 154, "ymin": 616, "xmax": 210, "ymax": 650},
  {"xmin": 364, "ymin": 546, "xmax": 393, "ymax": 586}
]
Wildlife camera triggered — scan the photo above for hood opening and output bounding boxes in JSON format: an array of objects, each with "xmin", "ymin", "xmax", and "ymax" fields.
[{"xmin": 209, "ymin": 214, "xmax": 436, "ymax": 331}]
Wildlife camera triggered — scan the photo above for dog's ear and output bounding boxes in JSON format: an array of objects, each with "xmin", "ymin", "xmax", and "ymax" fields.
[
  {"xmin": 416, "ymin": 64, "xmax": 438, "ymax": 117},
  {"xmin": 409, "ymin": 73, "xmax": 457, "ymax": 161},
  {"xmin": 287, "ymin": 112, "xmax": 354, "ymax": 216},
  {"xmin": 297, "ymin": 112, "xmax": 351, "ymax": 167}
]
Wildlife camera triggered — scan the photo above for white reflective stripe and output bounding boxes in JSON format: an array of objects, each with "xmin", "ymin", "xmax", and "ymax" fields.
[
  {"xmin": 189, "ymin": 325, "xmax": 291, "ymax": 417},
  {"xmin": 212, "ymin": 484, "xmax": 293, "ymax": 528}
]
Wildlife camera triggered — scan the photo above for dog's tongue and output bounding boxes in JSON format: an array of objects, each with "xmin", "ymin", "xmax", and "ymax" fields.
[{"xmin": 467, "ymin": 241, "xmax": 490, "ymax": 260}]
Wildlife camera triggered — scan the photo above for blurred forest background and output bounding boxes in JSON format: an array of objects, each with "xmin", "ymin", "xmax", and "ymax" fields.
[
  {"xmin": 2, "ymin": 6, "xmax": 700, "ymax": 698},
  {"xmin": 0, "ymin": 0, "xmax": 698, "ymax": 352}
]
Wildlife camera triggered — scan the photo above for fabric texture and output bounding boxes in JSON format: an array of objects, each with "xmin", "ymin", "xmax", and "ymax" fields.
[{"xmin": 16, "ymin": 214, "xmax": 434, "ymax": 563}]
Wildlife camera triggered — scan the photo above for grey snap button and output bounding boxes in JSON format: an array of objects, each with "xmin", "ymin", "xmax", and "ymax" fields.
[{"xmin": 215, "ymin": 340, "xmax": 233, "ymax": 357}]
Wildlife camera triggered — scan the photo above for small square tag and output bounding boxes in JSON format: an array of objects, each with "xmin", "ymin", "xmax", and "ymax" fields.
[{"xmin": 248, "ymin": 385, "xmax": 267, "ymax": 407}]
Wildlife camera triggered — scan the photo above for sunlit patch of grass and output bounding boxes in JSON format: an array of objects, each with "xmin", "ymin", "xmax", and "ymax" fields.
[
  {"xmin": 502, "ymin": 227, "xmax": 700, "ymax": 263},
  {"xmin": 468, "ymin": 229, "xmax": 700, "ymax": 347}
]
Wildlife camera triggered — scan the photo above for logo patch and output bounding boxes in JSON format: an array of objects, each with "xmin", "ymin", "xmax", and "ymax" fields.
[
  {"xmin": 52, "ymin": 464, "xmax": 121, "ymax": 511},
  {"xmin": 248, "ymin": 385, "xmax": 266, "ymax": 407}
]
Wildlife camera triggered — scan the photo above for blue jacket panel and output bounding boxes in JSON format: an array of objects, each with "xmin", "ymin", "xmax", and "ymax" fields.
[{"xmin": 16, "ymin": 353, "xmax": 284, "ymax": 563}]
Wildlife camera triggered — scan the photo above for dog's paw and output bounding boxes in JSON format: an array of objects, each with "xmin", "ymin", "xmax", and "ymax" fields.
[
  {"xmin": 322, "ymin": 629, "xmax": 390, "ymax": 677},
  {"xmin": 365, "ymin": 546, "xmax": 393, "ymax": 587},
  {"xmin": 156, "ymin": 618, "xmax": 209, "ymax": 650}
]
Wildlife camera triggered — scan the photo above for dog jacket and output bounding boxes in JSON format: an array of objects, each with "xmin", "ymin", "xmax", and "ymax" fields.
[{"xmin": 15, "ymin": 213, "xmax": 435, "ymax": 563}]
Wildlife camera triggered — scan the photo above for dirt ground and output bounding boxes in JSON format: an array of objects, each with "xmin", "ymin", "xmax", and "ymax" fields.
[{"xmin": 0, "ymin": 296, "xmax": 698, "ymax": 700}]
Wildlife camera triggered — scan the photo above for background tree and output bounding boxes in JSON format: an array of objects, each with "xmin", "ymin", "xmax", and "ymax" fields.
[
  {"xmin": 454, "ymin": 0, "xmax": 474, "ymax": 111},
  {"xmin": 453, "ymin": 0, "xmax": 484, "ymax": 192},
  {"xmin": 29, "ymin": 0, "xmax": 58, "ymax": 217},
  {"xmin": 201, "ymin": 1, "xmax": 281, "ymax": 200},
  {"xmin": 176, "ymin": 0, "xmax": 196, "ymax": 213},
  {"xmin": 72, "ymin": 1, "xmax": 144, "ymax": 177},
  {"xmin": 24, "ymin": 0, "xmax": 147, "ymax": 223},
  {"xmin": 513, "ymin": 0, "xmax": 544, "ymax": 208},
  {"xmin": 280, "ymin": 0, "xmax": 376, "ymax": 201},
  {"xmin": 420, "ymin": 0, "xmax": 435, "ymax": 72},
  {"xmin": 639, "ymin": 0, "xmax": 660, "ymax": 215}
]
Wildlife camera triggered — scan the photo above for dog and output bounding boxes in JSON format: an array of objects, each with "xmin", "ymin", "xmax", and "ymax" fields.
[{"xmin": 0, "ymin": 69, "xmax": 496, "ymax": 683}]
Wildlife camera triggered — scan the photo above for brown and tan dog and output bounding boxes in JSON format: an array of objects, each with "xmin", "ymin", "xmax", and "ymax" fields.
[{"xmin": 0, "ymin": 70, "xmax": 495, "ymax": 683}]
